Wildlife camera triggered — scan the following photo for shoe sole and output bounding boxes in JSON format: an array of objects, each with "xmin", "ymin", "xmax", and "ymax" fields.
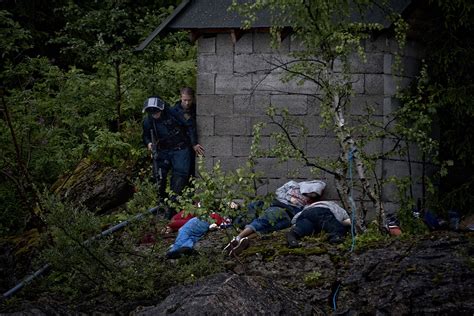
[
  {"xmin": 229, "ymin": 237, "xmax": 250, "ymax": 257},
  {"xmin": 222, "ymin": 238, "xmax": 239, "ymax": 254}
]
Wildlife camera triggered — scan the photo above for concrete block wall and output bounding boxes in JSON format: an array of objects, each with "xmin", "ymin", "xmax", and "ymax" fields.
[{"xmin": 196, "ymin": 31, "xmax": 425, "ymax": 213}]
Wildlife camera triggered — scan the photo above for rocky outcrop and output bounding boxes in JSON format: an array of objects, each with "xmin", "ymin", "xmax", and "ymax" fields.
[
  {"xmin": 133, "ymin": 273, "xmax": 316, "ymax": 315},
  {"xmin": 132, "ymin": 231, "xmax": 474, "ymax": 315},
  {"xmin": 51, "ymin": 158, "xmax": 135, "ymax": 214}
]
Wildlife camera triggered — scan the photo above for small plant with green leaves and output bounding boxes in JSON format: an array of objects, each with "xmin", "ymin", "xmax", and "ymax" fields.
[{"xmin": 304, "ymin": 271, "xmax": 324, "ymax": 288}]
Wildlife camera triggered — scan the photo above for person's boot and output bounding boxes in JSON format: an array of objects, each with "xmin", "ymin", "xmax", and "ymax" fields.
[{"xmin": 286, "ymin": 229, "xmax": 301, "ymax": 248}]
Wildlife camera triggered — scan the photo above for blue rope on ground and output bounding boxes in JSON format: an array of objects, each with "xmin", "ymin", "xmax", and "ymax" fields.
[
  {"xmin": 348, "ymin": 148, "xmax": 357, "ymax": 252},
  {"xmin": 332, "ymin": 283, "xmax": 341, "ymax": 312}
]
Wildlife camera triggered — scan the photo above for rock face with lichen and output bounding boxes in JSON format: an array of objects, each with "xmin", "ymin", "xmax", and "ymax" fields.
[
  {"xmin": 2, "ymin": 222, "xmax": 473, "ymax": 315},
  {"xmin": 51, "ymin": 158, "xmax": 135, "ymax": 213},
  {"xmin": 131, "ymin": 231, "xmax": 474, "ymax": 315}
]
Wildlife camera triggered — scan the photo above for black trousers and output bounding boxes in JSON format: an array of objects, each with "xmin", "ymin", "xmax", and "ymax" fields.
[{"xmin": 292, "ymin": 207, "xmax": 346, "ymax": 239}]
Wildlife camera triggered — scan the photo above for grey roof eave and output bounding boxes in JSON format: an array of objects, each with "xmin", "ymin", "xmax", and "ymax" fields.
[
  {"xmin": 136, "ymin": 0, "xmax": 412, "ymax": 51},
  {"xmin": 135, "ymin": 0, "xmax": 191, "ymax": 51}
]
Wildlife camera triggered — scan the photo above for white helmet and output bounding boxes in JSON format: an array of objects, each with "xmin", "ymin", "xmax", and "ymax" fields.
[{"xmin": 142, "ymin": 96, "xmax": 165, "ymax": 113}]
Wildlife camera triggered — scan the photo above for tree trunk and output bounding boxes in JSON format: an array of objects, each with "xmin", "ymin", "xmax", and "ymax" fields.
[{"xmin": 332, "ymin": 93, "xmax": 386, "ymax": 232}]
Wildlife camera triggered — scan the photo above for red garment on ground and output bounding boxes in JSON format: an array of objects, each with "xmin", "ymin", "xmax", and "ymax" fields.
[
  {"xmin": 209, "ymin": 212, "xmax": 226, "ymax": 226},
  {"xmin": 167, "ymin": 210, "xmax": 228, "ymax": 232},
  {"xmin": 168, "ymin": 211, "xmax": 195, "ymax": 231}
]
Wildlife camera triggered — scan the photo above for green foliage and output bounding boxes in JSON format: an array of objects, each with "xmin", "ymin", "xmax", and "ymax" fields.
[
  {"xmin": 0, "ymin": 1, "xmax": 195, "ymax": 238},
  {"xmin": 85, "ymin": 128, "xmax": 135, "ymax": 168},
  {"xmin": 36, "ymin": 188, "xmax": 224, "ymax": 305},
  {"xmin": 348, "ymin": 223, "xmax": 388, "ymax": 252},
  {"xmin": 167, "ymin": 155, "xmax": 266, "ymax": 224},
  {"xmin": 124, "ymin": 178, "xmax": 159, "ymax": 216},
  {"xmin": 304, "ymin": 271, "xmax": 323, "ymax": 288},
  {"xmin": 0, "ymin": 10, "xmax": 31, "ymax": 60},
  {"xmin": 396, "ymin": 0, "xmax": 474, "ymax": 214},
  {"xmin": 390, "ymin": 176, "xmax": 429, "ymax": 235}
]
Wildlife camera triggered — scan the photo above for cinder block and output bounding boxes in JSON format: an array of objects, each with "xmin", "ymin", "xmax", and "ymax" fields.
[
  {"xmin": 306, "ymin": 136, "xmax": 341, "ymax": 158},
  {"xmin": 232, "ymin": 136, "xmax": 252, "ymax": 157},
  {"xmin": 381, "ymin": 202, "xmax": 399, "ymax": 218},
  {"xmin": 382, "ymin": 181, "xmax": 399, "ymax": 202},
  {"xmin": 269, "ymin": 54, "xmax": 301, "ymax": 74},
  {"xmin": 270, "ymin": 94, "xmax": 308, "ymax": 115},
  {"xmin": 306, "ymin": 96, "xmax": 322, "ymax": 116},
  {"xmin": 235, "ymin": 32, "xmax": 253, "ymax": 53},
  {"xmin": 218, "ymin": 156, "xmax": 248, "ymax": 173},
  {"xmin": 197, "ymin": 73, "xmax": 215, "ymax": 94},
  {"xmin": 198, "ymin": 36, "xmax": 216, "ymax": 54},
  {"xmin": 234, "ymin": 94, "xmax": 270, "ymax": 116},
  {"xmin": 256, "ymin": 136, "xmax": 275, "ymax": 153},
  {"xmin": 287, "ymin": 159, "xmax": 315, "ymax": 179},
  {"xmin": 365, "ymin": 74, "xmax": 384, "ymax": 95},
  {"xmin": 199, "ymin": 135, "xmax": 232, "ymax": 157},
  {"xmin": 348, "ymin": 95, "xmax": 384, "ymax": 116},
  {"xmin": 256, "ymin": 181, "xmax": 270, "ymax": 196},
  {"xmin": 299, "ymin": 115, "xmax": 326, "ymax": 136},
  {"xmin": 381, "ymin": 137, "xmax": 403, "ymax": 158},
  {"xmin": 384, "ymin": 53, "xmax": 393, "ymax": 74},
  {"xmin": 215, "ymin": 74, "xmax": 252, "ymax": 94},
  {"xmin": 216, "ymin": 33, "xmax": 234, "ymax": 55},
  {"xmin": 234, "ymin": 53, "xmax": 273, "ymax": 74},
  {"xmin": 252, "ymin": 73, "xmax": 319, "ymax": 95},
  {"xmin": 197, "ymin": 95, "xmax": 233, "ymax": 115},
  {"xmin": 361, "ymin": 138, "xmax": 383, "ymax": 156},
  {"xmin": 198, "ymin": 54, "xmax": 233, "ymax": 74},
  {"xmin": 253, "ymin": 33, "xmax": 272, "ymax": 53},
  {"xmin": 351, "ymin": 74, "xmax": 365, "ymax": 94},
  {"xmin": 290, "ymin": 34, "xmax": 306, "ymax": 52},
  {"xmin": 255, "ymin": 157, "xmax": 288, "ymax": 178},
  {"xmin": 215, "ymin": 115, "xmax": 252, "ymax": 136},
  {"xmin": 364, "ymin": 35, "xmax": 390, "ymax": 53},
  {"xmin": 250, "ymin": 115, "xmax": 284, "ymax": 136},
  {"xmin": 196, "ymin": 115, "xmax": 214, "ymax": 136},
  {"xmin": 267, "ymin": 177, "xmax": 292, "ymax": 193},
  {"xmin": 349, "ymin": 52, "xmax": 384, "ymax": 73},
  {"xmin": 196, "ymin": 156, "xmax": 215, "ymax": 173}
]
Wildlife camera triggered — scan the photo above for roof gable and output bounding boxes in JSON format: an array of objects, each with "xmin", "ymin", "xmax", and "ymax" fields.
[{"xmin": 137, "ymin": 0, "xmax": 412, "ymax": 51}]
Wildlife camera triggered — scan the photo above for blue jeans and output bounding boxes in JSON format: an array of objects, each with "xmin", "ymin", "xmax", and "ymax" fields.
[
  {"xmin": 247, "ymin": 206, "xmax": 294, "ymax": 234},
  {"xmin": 292, "ymin": 207, "xmax": 346, "ymax": 239},
  {"xmin": 154, "ymin": 147, "xmax": 191, "ymax": 196},
  {"xmin": 168, "ymin": 217, "xmax": 209, "ymax": 252}
]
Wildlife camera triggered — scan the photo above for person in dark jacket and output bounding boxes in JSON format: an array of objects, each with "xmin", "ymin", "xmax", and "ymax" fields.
[
  {"xmin": 170, "ymin": 87, "xmax": 204, "ymax": 179},
  {"xmin": 142, "ymin": 96, "xmax": 198, "ymax": 217}
]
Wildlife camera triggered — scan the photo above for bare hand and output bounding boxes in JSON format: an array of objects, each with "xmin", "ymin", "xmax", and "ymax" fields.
[{"xmin": 193, "ymin": 144, "xmax": 205, "ymax": 156}]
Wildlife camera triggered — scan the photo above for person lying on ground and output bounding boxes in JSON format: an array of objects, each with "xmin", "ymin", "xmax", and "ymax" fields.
[
  {"xmin": 165, "ymin": 202, "xmax": 240, "ymax": 259},
  {"xmin": 286, "ymin": 199, "xmax": 352, "ymax": 247},
  {"xmin": 223, "ymin": 180, "xmax": 326, "ymax": 257}
]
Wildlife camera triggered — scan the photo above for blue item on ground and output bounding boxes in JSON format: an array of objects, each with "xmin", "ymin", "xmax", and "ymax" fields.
[{"xmin": 167, "ymin": 217, "xmax": 210, "ymax": 255}]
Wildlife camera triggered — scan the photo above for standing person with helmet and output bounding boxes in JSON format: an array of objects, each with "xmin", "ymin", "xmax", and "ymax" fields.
[
  {"xmin": 142, "ymin": 96, "xmax": 199, "ymax": 219},
  {"xmin": 170, "ymin": 87, "xmax": 205, "ymax": 179}
]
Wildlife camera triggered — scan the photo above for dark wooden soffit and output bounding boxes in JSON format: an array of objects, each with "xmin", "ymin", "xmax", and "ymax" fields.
[{"xmin": 188, "ymin": 27, "xmax": 291, "ymax": 44}]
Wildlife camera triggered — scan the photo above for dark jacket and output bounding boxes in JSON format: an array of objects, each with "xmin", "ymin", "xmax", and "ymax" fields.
[
  {"xmin": 142, "ymin": 105, "xmax": 197, "ymax": 149},
  {"xmin": 170, "ymin": 102, "xmax": 198, "ymax": 146}
]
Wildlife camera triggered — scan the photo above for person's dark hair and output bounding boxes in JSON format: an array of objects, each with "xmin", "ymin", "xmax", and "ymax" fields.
[{"xmin": 180, "ymin": 87, "xmax": 194, "ymax": 96}]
